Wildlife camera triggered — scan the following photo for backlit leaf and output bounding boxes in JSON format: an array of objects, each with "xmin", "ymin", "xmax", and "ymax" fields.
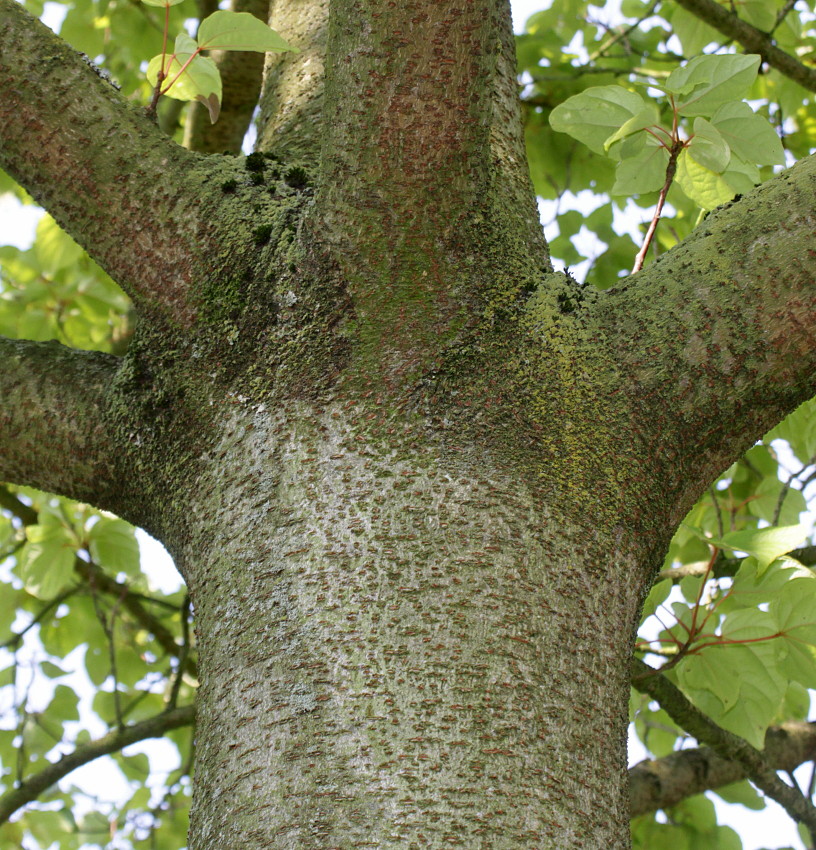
[
  {"xmin": 687, "ymin": 117, "xmax": 730, "ymax": 173},
  {"xmin": 710, "ymin": 101, "xmax": 785, "ymax": 166},
  {"xmin": 667, "ymin": 54, "xmax": 761, "ymax": 117},
  {"xmin": 197, "ymin": 10, "xmax": 298, "ymax": 53},
  {"xmin": 675, "ymin": 148, "xmax": 735, "ymax": 209},
  {"xmin": 550, "ymin": 86, "xmax": 652, "ymax": 155}
]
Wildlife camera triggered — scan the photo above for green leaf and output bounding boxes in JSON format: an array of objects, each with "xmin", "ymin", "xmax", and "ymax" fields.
[
  {"xmin": 147, "ymin": 36, "xmax": 221, "ymax": 104},
  {"xmin": 717, "ymin": 524, "xmax": 810, "ymax": 571},
  {"xmin": 739, "ymin": 0, "xmax": 777, "ymax": 31},
  {"xmin": 677, "ymin": 608, "xmax": 786, "ymax": 747},
  {"xmin": 747, "ymin": 476, "xmax": 806, "ymax": 526},
  {"xmin": 710, "ymin": 101, "xmax": 785, "ymax": 166},
  {"xmin": 85, "ymin": 645, "xmax": 111, "ymax": 687},
  {"xmin": 666, "ymin": 54, "xmax": 761, "ymax": 117},
  {"xmin": 49, "ymin": 683, "xmax": 80, "ymax": 721},
  {"xmin": 141, "ymin": 0, "xmax": 186, "ymax": 7},
  {"xmin": 612, "ymin": 134, "xmax": 670, "ymax": 195},
  {"xmin": 35, "ymin": 215, "xmax": 83, "ymax": 273},
  {"xmin": 603, "ymin": 105, "xmax": 660, "ymax": 150},
  {"xmin": 721, "ymin": 156, "xmax": 760, "ymax": 195},
  {"xmin": 89, "ymin": 518, "xmax": 140, "ymax": 575},
  {"xmin": 687, "ymin": 117, "xmax": 730, "ymax": 173},
  {"xmin": 197, "ymin": 10, "xmax": 298, "ymax": 53},
  {"xmin": 116, "ymin": 750, "xmax": 150, "ymax": 781},
  {"xmin": 675, "ymin": 148, "xmax": 735, "ymax": 210},
  {"xmin": 635, "ymin": 705, "xmax": 683, "ymax": 758},
  {"xmin": 19, "ymin": 520, "xmax": 78, "ymax": 598},
  {"xmin": 640, "ymin": 577, "xmax": 672, "ymax": 622},
  {"xmin": 714, "ymin": 780, "xmax": 765, "ymax": 811},
  {"xmin": 173, "ymin": 32, "xmax": 198, "ymax": 55},
  {"xmin": 724, "ymin": 557, "xmax": 805, "ymax": 613},
  {"xmin": 780, "ymin": 680, "xmax": 810, "ymax": 721},
  {"xmin": 550, "ymin": 86, "xmax": 653, "ymax": 155},
  {"xmin": 767, "ymin": 399, "xmax": 816, "ymax": 463},
  {"xmin": 668, "ymin": 6, "xmax": 718, "ymax": 56},
  {"xmin": 41, "ymin": 660, "xmax": 68, "ymax": 678},
  {"xmin": 770, "ymin": 577, "xmax": 816, "ymax": 688}
]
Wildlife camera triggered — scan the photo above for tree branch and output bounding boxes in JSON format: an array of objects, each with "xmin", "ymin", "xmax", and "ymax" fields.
[
  {"xmin": 630, "ymin": 720, "xmax": 816, "ymax": 815},
  {"xmin": 76, "ymin": 558, "xmax": 198, "ymax": 679},
  {"xmin": 0, "ymin": 485, "xmax": 38, "ymax": 527},
  {"xmin": 0, "ymin": 0, "xmax": 210, "ymax": 323},
  {"xmin": 589, "ymin": 154, "xmax": 816, "ymax": 531},
  {"xmin": 0, "ymin": 484, "xmax": 196, "ymax": 675},
  {"xmin": 0, "ymin": 338, "xmax": 123, "ymax": 507},
  {"xmin": 184, "ymin": 0, "xmax": 269, "ymax": 154},
  {"xmin": 0, "ymin": 704, "xmax": 195, "ymax": 825},
  {"xmin": 673, "ymin": 0, "xmax": 816, "ymax": 92},
  {"xmin": 255, "ymin": 0, "xmax": 329, "ymax": 160},
  {"xmin": 660, "ymin": 545, "xmax": 816, "ymax": 581},
  {"xmin": 632, "ymin": 659, "xmax": 816, "ymax": 837},
  {"xmin": 311, "ymin": 0, "xmax": 548, "ymax": 383}
]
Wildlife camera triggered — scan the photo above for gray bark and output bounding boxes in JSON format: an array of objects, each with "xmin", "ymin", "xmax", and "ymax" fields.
[
  {"xmin": 0, "ymin": 0, "xmax": 815, "ymax": 846},
  {"xmin": 181, "ymin": 402, "xmax": 643, "ymax": 847}
]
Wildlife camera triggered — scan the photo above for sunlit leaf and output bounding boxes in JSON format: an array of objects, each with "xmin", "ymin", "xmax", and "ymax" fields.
[
  {"xmin": 667, "ymin": 54, "xmax": 761, "ymax": 117},
  {"xmin": 197, "ymin": 10, "xmax": 298, "ymax": 53}
]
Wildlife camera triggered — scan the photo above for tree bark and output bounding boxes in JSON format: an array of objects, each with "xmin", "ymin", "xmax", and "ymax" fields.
[
  {"xmin": 1, "ymin": 0, "xmax": 815, "ymax": 846},
  {"xmin": 180, "ymin": 401, "xmax": 644, "ymax": 848}
]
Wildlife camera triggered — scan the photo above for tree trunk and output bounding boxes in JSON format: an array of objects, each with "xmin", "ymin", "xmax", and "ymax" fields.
[
  {"xmin": 177, "ymin": 399, "xmax": 650, "ymax": 848},
  {"xmin": 1, "ymin": 0, "xmax": 815, "ymax": 847}
]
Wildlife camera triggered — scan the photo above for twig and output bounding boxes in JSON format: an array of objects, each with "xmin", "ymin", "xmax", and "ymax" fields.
[
  {"xmin": 632, "ymin": 657, "xmax": 816, "ymax": 842},
  {"xmin": 633, "ymin": 136, "xmax": 684, "ymax": 273},
  {"xmin": 0, "ymin": 704, "xmax": 195, "ymax": 825},
  {"xmin": 673, "ymin": 0, "xmax": 816, "ymax": 93}
]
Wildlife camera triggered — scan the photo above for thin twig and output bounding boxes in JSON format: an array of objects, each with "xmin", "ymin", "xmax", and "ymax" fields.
[
  {"xmin": 632, "ymin": 657, "xmax": 816, "ymax": 843},
  {"xmin": 633, "ymin": 137, "xmax": 684, "ymax": 273},
  {"xmin": 167, "ymin": 594, "xmax": 192, "ymax": 709},
  {"xmin": 588, "ymin": 0, "xmax": 661, "ymax": 62}
]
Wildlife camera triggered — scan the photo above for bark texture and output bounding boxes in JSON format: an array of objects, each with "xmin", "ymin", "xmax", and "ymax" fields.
[
  {"xmin": 180, "ymin": 401, "xmax": 643, "ymax": 848},
  {"xmin": 1, "ymin": 0, "xmax": 816, "ymax": 847}
]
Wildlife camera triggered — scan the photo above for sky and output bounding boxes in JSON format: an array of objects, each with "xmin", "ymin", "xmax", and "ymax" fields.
[{"xmin": 1, "ymin": 1, "xmax": 810, "ymax": 848}]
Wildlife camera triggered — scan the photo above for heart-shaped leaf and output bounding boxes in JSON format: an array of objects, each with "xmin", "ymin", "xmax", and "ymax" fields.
[{"xmin": 198, "ymin": 10, "xmax": 298, "ymax": 53}]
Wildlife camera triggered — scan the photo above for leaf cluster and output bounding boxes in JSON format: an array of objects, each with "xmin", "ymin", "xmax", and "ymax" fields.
[{"xmin": 518, "ymin": 0, "xmax": 816, "ymax": 285}]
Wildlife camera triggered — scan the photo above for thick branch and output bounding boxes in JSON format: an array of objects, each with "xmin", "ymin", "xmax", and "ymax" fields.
[
  {"xmin": 312, "ymin": 0, "xmax": 548, "ymax": 383},
  {"xmin": 630, "ymin": 720, "xmax": 816, "ymax": 816},
  {"xmin": 0, "ymin": 0, "xmax": 208, "ymax": 322},
  {"xmin": 0, "ymin": 338, "xmax": 122, "ymax": 507},
  {"xmin": 673, "ymin": 0, "xmax": 816, "ymax": 92},
  {"xmin": 590, "ymin": 155, "xmax": 816, "ymax": 529},
  {"xmin": 184, "ymin": 0, "xmax": 269, "ymax": 154},
  {"xmin": 0, "ymin": 704, "xmax": 195, "ymax": 825},
  {"xmin": 632, "ymin": 659, "xmax": 816, "ymax": 835},
  {"xmin": 255, "ymin": 0, "xmax": 329, "ymax": 159}
]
